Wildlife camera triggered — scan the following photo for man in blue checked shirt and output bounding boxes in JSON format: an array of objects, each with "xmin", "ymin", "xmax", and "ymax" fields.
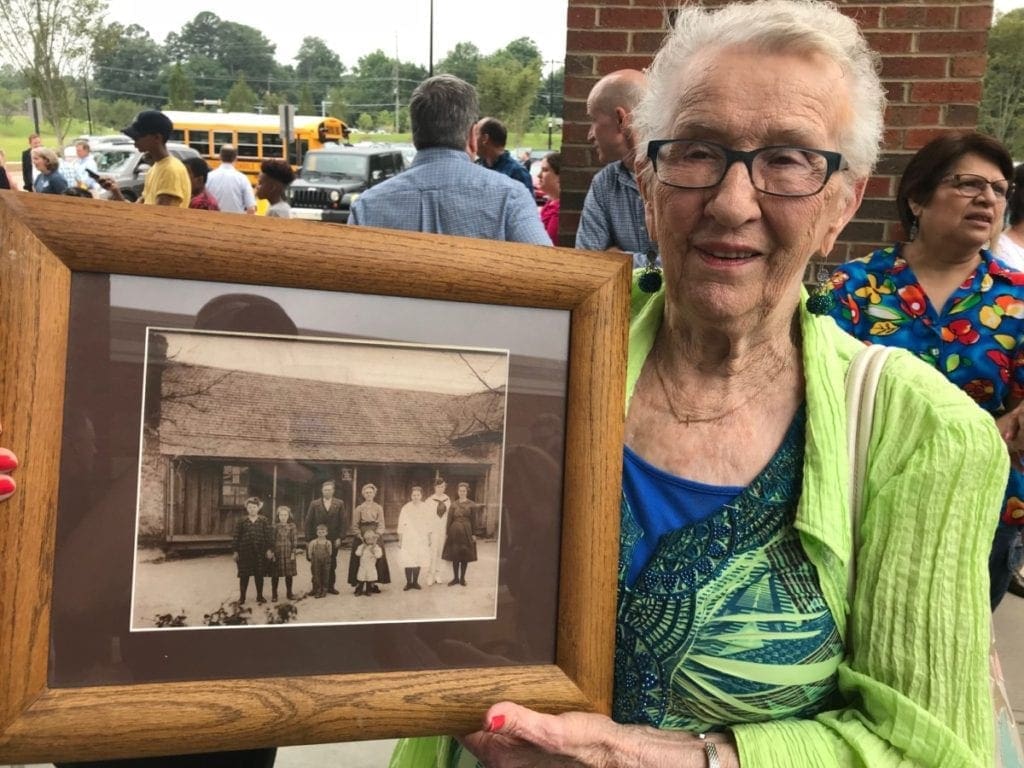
[
  {"xmin": 575, "ymin": 69, "xmax": 658, "ymax": 268},
  {"xmin": 348, "ymin": 75, "xmax": 550, "ymax": 246}
]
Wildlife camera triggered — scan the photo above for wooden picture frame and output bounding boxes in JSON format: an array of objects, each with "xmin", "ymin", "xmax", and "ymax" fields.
[{"xmin": 0, "ymin": 191, "xmax": 630, "ymax": 762}]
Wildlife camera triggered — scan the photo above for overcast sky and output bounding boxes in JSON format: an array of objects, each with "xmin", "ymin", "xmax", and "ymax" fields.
[
  {"xmin": 156, "ymin": 329, "xmax": 509, "ymax": 394},
  {"xmin": 102, "ymin": 0, "xmax": 570, "ymax": 71},
  {"xmin": 100, "ymin": 0, "xmax": 1024, "ymax": 77}
]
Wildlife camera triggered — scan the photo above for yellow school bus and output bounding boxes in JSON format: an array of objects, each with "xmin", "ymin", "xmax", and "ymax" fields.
[{"xmin": 163, "ymin": 111, "xmax": 350, "ymax": 184}]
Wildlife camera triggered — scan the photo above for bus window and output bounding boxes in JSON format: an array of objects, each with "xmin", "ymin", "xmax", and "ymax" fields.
[
  {"xmin": 188, "ymin": 130, "xmax": 211, "ymax": 157},
  {"xmin": 263, "ymin": 133, "xmax": 284, "ymax": 159},
  {"xmin": 168, "ymin": 129, "xmax": 184, "ymax": 143},
  {"xmin": 213, "ymin": 131, "xmax": 233, "ymax": 154},
  {"xmin": 237, "ymin": 132, "xmax": 259, "ymax": 158}
]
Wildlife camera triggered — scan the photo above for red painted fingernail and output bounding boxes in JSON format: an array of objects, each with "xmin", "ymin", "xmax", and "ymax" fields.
[
  {"xmin": 0, "ymin": 450, "xmax": 18, "ymax": 472},
  {"xmin": 487, "ymin": 715, "xmax": 505, "ymax": 732},
  {"xmin": 0, "ymin": 475, "xmax": 15, "ymax": 498}
]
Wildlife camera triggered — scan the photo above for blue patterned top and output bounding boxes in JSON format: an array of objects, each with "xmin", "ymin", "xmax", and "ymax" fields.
[
  {"xmin": 575, "ymin": 161, "xmax": 657, "ymax": 267},
  {"xmin": 825, "ymin": 244, "xmax": 1024, "ymax": 524},
  {"xmin": 614, "ymin": 406, "xmax": 844, "ymax": 730}
]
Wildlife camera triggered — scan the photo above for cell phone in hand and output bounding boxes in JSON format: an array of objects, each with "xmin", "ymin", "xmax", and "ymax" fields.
[{"xmin": 84, "ymin": 168, "xmax": 102, "ymax": 181}]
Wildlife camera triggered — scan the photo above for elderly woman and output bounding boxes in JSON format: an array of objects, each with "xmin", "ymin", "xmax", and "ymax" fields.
[
  {"xmin": 819, "ymin": 132, "xmax": 1024, "ymax": 611},
  {"xmin": 396, "ymin": 2, "xmax": 1010, "ymax": 767},
  {"xmin": 347, "ymin": 482, "xmax": 391, "ymax": 592},
  {"xmin": 31, "ymin": 147, "xmax": 67, "ymax": 195}
]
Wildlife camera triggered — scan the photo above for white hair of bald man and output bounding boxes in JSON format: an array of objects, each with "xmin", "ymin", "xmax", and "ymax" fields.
[{"xmin": 633, "ymin": 0, "xmax": 885, "ymax": 178}]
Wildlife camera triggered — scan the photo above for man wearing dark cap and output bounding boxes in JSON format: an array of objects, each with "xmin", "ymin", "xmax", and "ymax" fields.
[{"xmin": 100, "ymin": 110, "xmax": 190, "ymax": 208}]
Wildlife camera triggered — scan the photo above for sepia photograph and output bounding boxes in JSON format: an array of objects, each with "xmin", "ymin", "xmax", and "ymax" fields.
[{"xmin": 130, "ymin": 327, "xmax": 509, "ymax": 631}]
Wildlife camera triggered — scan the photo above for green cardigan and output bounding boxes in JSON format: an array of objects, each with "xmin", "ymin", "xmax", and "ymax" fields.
[
  {"xmin": 630, "ymin": 283, "xmax": 1007, "ymax": 767},
  {"xmin": 390, "ymin": 282, "xmax": 1008, "ymax": 768}
]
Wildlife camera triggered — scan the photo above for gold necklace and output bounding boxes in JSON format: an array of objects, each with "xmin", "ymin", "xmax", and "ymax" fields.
[{"xmin": 651, "ymin": 350, "xmax": 791, "ymax": 425}]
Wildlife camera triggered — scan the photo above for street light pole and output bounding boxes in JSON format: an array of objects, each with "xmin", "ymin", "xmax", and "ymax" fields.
[
  {"xmin": 428, "ymin": 0, "xmax": 435, "ymax": 77},
  {"xmin": 547, "ymin": 119, "xmax": 553, "ymax": 151}
]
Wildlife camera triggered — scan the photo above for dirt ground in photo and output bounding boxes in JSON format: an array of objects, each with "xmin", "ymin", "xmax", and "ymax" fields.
[{"xmin": 131, "ymin": 540, "xmax": 499, "ymax": 630}]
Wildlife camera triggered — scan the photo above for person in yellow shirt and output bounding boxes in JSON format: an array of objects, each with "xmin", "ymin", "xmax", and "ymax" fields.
[{"xmin": 100, "ymin": 110, "xmax": 190, "ymax": 208}]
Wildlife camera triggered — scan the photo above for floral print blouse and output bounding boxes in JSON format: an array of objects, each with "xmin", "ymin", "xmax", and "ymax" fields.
[{"xmin": 825, "ymin": 244, "xmax": 1024, "ymax": 523}]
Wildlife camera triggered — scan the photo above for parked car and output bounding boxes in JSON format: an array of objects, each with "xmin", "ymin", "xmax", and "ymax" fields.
[
  {"xmin": 95, "ymin": 142, "xmax": 200, "ymax": 202},
  {"xmin": 287, "ymin": 144, "xmax": 406, "ymax": 223}
]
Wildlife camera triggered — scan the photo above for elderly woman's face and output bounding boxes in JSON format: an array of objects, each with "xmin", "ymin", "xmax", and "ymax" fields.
[
  {"xmin": 911, "ymin": 153, "xmax": 1007, "ymax": 251},
  {"xmin": 643, "ymin": 48, "xmax": 863, "ymax": 322},
  {"xmin": 31, "ymin": 153, "xmax": 48, "ymax": 172}
]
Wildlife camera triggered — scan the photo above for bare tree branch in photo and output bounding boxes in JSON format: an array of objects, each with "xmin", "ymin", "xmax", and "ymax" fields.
[{"xmin": 456, "ymin": 352, "xmax": 501, "ymax": 393}]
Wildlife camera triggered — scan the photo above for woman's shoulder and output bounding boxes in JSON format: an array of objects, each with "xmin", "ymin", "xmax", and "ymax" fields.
[
  {"xmin": 875, "ymin": 347, "xmax": 1003, "ymax": 452},
  {"xmin": 832, "ymin": 245, "xmax": 900, "ymax": 281},
  {"xmin": 805, "ymin": 311, "xmax": 1001, "ymax": 445}
]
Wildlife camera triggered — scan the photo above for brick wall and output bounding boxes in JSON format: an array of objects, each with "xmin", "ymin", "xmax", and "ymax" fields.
[{"xmin": 559, "ymin": 0, "xmax": 993, "ymax": 275}]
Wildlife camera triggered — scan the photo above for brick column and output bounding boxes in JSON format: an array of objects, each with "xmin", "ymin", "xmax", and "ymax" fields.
[{"xmin": 559, "ymin": 0, "xmax": 993, "ymax": 274}]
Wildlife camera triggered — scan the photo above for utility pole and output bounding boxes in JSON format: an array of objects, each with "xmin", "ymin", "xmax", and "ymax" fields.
[
  {"xmin": 428, "ymin": 0, "xmax": 434, "ymax": 77},
  {"xmin": 548, "ymin": 60, "xmax": 557, "ymax": 116},
  {"xmin": 394, "ymin": 35, "xmax": 400, "ymax": 132},
  {"xmin": 83, "ymin": 56, "xmax": 94, "ymax": 135}
]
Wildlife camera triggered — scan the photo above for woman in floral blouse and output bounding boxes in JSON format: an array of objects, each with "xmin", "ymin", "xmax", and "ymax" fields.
[{"xmin": 819, "ymin": 131, "xmax": 1024, "ymax": 609}]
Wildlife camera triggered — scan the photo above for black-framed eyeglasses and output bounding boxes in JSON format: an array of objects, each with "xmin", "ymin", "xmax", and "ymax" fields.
[
  {"xmin": 646, "ymin": 139, "xmax": 847, "ymax": 198},
  {"xmin": 941, "ymin": 173, "xmax": 1013, "ymax": 200}
]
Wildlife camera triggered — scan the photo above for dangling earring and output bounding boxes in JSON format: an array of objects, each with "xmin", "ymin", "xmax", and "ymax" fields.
[
  {"xmin": 805, "ymin": 255, "xmax": 836, "ymax": 316},
  {"xmin": 638, "ymin": 250, "xmax": 662, "ymax": 293},
  {"xmin": 908, "ymin": 218, "xmax": 919, "ymax": 242}
]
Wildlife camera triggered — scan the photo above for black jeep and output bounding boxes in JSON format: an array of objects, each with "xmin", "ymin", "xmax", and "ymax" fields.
[{"xmin": 287, "ymin": 144, "xmax": 405, "ymax": 223}]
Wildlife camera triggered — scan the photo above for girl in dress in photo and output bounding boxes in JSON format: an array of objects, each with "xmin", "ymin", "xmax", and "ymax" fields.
[
  {"xmin": 270, "ymin": 505, "xmax": 297, "ymax": 602},
  {"xmin": 397, "ymin": 486, "xmax": 432, "ymax": 591},
  {"xmin": 354, "ymin": 528, "xmax": 384, "ymax": 596},
  {"xmin": 442, "ymin": 482, "xmax": 480, "ymax": 586},
  {"xmin": 232, "ymin": 496, "xmax": 274, "ymax": 605},
  {"xmin": 347, "ymin": 483, "xmax": 391, "ymax": 592}
]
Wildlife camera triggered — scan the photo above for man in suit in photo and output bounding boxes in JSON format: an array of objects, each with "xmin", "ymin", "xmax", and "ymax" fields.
[{"xmin": 305, "ymin": 480, "xmax": 346, "ymax": 594}]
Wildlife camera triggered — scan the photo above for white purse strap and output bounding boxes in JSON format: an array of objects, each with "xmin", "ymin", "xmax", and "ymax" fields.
[{"xmin": 845, "ymin": 344, "xmax": 894, "ymax": 624}]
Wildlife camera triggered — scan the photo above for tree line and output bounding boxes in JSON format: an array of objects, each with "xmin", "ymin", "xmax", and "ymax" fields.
[
  {"xmin": 980, "ymin": 8, "xmax": 1024, "ymax": 159},
  {"xmin": 0, "ymin": 1, "xmax": 564, "ymax": 147}
]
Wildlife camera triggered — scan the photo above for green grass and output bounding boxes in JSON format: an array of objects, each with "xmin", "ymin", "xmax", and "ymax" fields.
[{"xmin": 0, "ymin": 115, "xmax": 113, "ymax": 157}]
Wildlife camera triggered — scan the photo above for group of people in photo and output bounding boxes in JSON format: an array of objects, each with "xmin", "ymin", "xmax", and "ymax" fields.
[{"xmin": 232, "ymin": 477, "xmax": 482, "ymax": 604}]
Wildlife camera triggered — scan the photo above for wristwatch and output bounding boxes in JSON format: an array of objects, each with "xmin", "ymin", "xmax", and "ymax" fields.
[{"xmin": 697, "ymin": 733, "xmax": 722, "ymax": 768}]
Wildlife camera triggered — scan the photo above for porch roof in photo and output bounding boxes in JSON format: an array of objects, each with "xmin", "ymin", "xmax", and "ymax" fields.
[{"xmin": 156, "ymin": 362, "xmax": 504, "ymax": 464}]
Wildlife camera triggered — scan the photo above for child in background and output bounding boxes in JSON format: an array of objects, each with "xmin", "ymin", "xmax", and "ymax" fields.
[
  {"xmin": 354, "ymin": 528, "xmax": 383, "ymax": 596},
  {"xmin": 271, "ymin": 505, "xmax": 297, "ymax": 602},
  {"xmin": 307, "ymin": 523, "xmax": 333, "ymax": 598}
]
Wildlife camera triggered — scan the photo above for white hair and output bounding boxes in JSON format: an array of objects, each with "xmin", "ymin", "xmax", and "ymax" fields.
[{"xmin": 633, "ymin": 0, "xmax": 885, "ymax": 176}]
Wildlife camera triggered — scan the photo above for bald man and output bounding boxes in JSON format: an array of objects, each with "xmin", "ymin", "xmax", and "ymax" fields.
[{"xmin": 575, "ymin": 70, "xmax": 657, "ymax": 267}]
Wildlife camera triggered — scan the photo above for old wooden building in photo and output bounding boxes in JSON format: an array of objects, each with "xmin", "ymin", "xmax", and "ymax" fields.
[{"xmin": 137, "ymin": 357, "xmax": 506, "ymax": 551}]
